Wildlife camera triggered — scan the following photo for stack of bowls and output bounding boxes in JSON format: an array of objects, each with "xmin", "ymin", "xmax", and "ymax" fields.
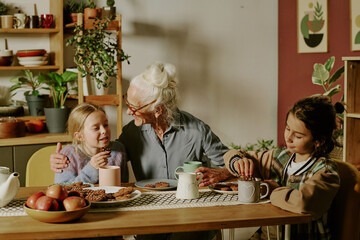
[
  {"xmin": 16, "ymin": 49, "xmax": 48, "ymax": 67},
  {"xmin": 0, "ymin": 50, "xmax": 13, "ymax": 66}
]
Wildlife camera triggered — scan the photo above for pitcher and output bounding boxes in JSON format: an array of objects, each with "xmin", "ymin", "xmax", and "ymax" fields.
[{"xmin": 175, "ymin": 171, "xmax": 203, "ymax": 199}]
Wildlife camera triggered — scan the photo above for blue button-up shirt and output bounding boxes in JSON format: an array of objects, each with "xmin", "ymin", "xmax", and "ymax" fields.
[{"xmin": 118, "ymin": 110, "xmax": 228, "ymax": 181}]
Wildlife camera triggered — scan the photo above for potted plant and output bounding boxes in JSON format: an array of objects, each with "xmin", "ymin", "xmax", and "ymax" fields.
[
  {"xmin": 10, "ymin": 70, "xmax": 48, "ymax": 116},
  {"xmin": 102, "ymin": 0, "xmax": 116, "ymax": 20},
  {"xmin": 64, "ymin": 0, "xmax": 87, "ymax": 24},
  {"xmin": 312, "ymin": 56, "xmax": 345, "ymax": 146},
  {"xmin": 38, "ymin": 71, "xmax": 77, "ymax": 133},
  {"xmin": 66, "ymin": 18, "xmax": 130, "ymax": 91},
  {"xmin": 84, "ymin": 0, "xmax": 99, "ymax": 20},
  {"xmin": 0, "ymin": 1, "xmax": 9, "ymax": 16}
]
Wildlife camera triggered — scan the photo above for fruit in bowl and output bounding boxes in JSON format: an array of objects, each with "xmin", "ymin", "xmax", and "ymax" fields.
[{"xmin": 24, "ymin": 184, "xmax": 90, "ymax": 223}]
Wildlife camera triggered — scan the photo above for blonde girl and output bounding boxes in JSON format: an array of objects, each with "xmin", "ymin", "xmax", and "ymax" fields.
[{"xmin": 55, "ymin": 103, "xmax": 128, "ymax": 184}]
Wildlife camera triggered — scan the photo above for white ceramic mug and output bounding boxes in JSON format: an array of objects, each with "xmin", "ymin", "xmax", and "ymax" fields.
[
  {"xmin": 238, "ymin": 179, "xmax": 269, "ymax": 203},
  {"xmin": 174, "ymin": 161, "xmax": 202, "ymax": 179},
  {"xmin": 175, "ymin": 171, "xmax": 203, "ymax": 199},
  {"xmin": 14, "ymin": 13, "xmax": 29, "ymax": 29},
  {"xmin": 99, "ymin": 166, "xmax": 121, "ymax": 187}
]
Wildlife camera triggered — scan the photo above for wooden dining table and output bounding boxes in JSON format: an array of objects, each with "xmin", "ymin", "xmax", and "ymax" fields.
[{"xmin": 0, "ymin": 184, "xmax": 312, "ymax": 239}]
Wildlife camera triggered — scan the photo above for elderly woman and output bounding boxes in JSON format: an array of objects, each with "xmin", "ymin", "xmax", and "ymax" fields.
[{"xmin": 50, "ymin": 62, "xmax": 232, "ymax": 187}]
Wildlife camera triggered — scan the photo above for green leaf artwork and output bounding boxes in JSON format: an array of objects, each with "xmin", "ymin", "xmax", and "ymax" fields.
[{"xmin": 301, "ymin": 14, "xmax": 309, "ymax": 39}]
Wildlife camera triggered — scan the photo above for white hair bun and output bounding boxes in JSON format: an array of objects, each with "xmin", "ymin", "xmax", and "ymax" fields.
[{"xmin": 144, "ymin": 62, "xmax": 177, "ymax": 89}]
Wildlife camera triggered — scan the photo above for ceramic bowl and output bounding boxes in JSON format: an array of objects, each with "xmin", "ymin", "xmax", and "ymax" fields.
[
  {"xmin": 0, "ymin": 117, "xmax": 26, "ymax": 138},
  {"xmin": 17, "ymin": 54, "xmax": 47, "ymax": 62},
  {"xmin": 0, "ymin": 56, "xmax": 13, "ymax": 66},
  {"xmin": 16, "ymin": 49, "xmax": 46, "ymax": 57},
  {"xmin": 23, "ymin": 200, "xmax": 91, "ymax": 223},
  {"xmin": 0, "ymin": 50, "xmax": 13, "ymax": 57}
]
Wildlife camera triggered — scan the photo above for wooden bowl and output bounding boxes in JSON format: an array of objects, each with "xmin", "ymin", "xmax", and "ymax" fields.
[
  {"xmin": 0, "ymin": 118, "xmax": 26, "ymax": 139},
  {"xmin": 24, "ymin": 200, "xmax": 91, "ymax": 223}
]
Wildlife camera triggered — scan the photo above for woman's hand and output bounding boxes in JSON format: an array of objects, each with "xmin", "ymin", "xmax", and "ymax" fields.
[
  {"xmin": 89, "ymin": 151, "xmax": 110, "ymax": 169},
  {"xmin": 50, "ymin": 142, "xmax": 69, "ymax": 173},
  {"xmin": 195, "ymin": 167, "xmax": 233, "ymax": 187},
  {"xmin": 234, "ymin": 157, "xmax": 254, "ymax": 177}
]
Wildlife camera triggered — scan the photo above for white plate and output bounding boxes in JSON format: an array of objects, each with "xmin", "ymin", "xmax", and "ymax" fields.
[
  {"xmin": 208, "ymin": 182, "xmax": 238, "ymax": 195},
  {"xmin": 238, "ymin": 199, "xmax": 271, "ymax": 204},
  {"xmin": 83, "ymin": 186, "xmax": 142, "ymax": 205},
  {"xmin": 135, "ymin": 179, "xmax": 178, "ymax": 191},
  {"xmin": 17, "ymin": 55, "xmax": 47, "ymax": 62},
  {"xmin": 19, "ymin": 60, "xmax": 48, "ymax": 66}
]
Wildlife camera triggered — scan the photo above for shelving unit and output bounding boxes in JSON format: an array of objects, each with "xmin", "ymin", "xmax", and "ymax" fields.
[
  {"xmin": 0, "ymin": 0, "xmax": 66, "ymax": 186},
  {"xmin": 75, "ymin": 13, "xmax": 123, "ymax": 136},
  {"xmin": 0, "ymin": 0, "xmax": 64, "ymax": 72},
  {"xmin": 342, "ymin": 57, "xmax": 360, "ymax": 170}
]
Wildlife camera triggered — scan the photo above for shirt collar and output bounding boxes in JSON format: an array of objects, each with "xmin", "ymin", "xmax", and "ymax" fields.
[{"xmin": 140, "ymin": 108, "xmax": 183, "ymax": 133}]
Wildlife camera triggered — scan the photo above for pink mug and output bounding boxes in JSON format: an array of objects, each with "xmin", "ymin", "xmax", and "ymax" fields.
[
  {"xmin": 40, "ymin": 14, "xmax": 54, "ymax": 28},
  {"xmin": 99, "ymin": 166, "xmax": 121, "ymax": 187}
]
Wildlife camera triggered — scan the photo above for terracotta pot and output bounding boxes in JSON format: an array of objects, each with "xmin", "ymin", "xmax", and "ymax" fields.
[
  {"xmin": 84, "ymin": 8, "xmax": 100, "ymax": 20},
  {"xmin": 70, "ymin": 13, "xmax": 78, "ymax": 23}
]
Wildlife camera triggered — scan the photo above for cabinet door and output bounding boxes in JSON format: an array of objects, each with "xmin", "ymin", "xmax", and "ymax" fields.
[
  {"xmin": 0, "ymin": 147, "xmax": 13, "ymax": 171},
  {"xmin": 13, "ymin": 144, "xmax": 53, "ymax": 187}
]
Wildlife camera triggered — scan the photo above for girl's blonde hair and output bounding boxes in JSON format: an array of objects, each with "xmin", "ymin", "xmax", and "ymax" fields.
[{"xmin": 67, "ymin": 103, "xmax": 106, "ymax": 147}]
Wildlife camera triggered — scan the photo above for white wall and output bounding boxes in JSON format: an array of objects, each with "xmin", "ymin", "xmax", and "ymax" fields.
[{"xmin": 0, "ymin": 0, "xmax": 278, "ymax": 147}]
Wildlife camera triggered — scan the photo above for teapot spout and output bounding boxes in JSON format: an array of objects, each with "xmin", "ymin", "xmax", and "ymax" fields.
[{"xmin": 0, "ymin": 172, "xmax": 20, "ymax": 207}]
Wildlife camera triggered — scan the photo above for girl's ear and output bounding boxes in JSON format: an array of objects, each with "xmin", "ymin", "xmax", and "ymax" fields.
[
  {"xmin": 74, "ymin": 132, "xmax": 83, "ymax": 141},
  {"xmin": 315, "ymin": 139, "xmax": 325, "ymax": 148}
]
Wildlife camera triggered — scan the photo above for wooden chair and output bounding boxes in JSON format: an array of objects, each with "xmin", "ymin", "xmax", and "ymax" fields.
[
  {"xmin": 25, "ymin": 145, "xmax": 57, "ymax": 187},
  {"xmin": 328, "ymin": 160, "xmax": 360, "ymax": 240}
]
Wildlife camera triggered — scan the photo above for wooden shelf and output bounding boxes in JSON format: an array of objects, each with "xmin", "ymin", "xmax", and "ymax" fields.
[
  {"xmin": 0, "ymin": 65, "xmax": 60, "ymax": 70},
  {"xmin": 346, "ymin": 113, "xmax": 360, "ymax": 119},
  {"xmin": 0, "ymin": 28, "xmax": 60, "ymax": 33},
  {"xmin": 343, "ymin": 57, "xmax": 360, "ymax": 169},
  {"xmin": 0, "ymin": 132, "xmax": 71, "ymax": 147}
]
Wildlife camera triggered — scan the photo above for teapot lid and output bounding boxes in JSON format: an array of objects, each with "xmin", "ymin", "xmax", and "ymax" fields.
[{"xmin": 0, "ymin": 167, "xmax": 10, "ymax": 173}]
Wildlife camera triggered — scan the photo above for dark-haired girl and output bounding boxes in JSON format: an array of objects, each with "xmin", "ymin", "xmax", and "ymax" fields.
[{"xmin": 224, "ymin": 96, "xmax": 341, "ymax": 239}]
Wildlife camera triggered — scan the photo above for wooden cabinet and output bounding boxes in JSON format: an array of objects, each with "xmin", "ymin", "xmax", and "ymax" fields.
[
  {"xmin": 0, "ymin": 0, "xmax": 63, "ymax": 72},
  {"xmin": 342, "ymin": 57, "xmax": 360, "ymax": 170}
]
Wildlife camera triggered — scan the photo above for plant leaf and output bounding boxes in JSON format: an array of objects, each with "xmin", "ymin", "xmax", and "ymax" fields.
[
  {"xmin": 324, "ymin": 56, "xmax": 335, "ymax": 72},
  {"xmin": 328, "ymin": 66, "xmax": 344, "ymax": 87},
  {"xmin": 312, "ymin": 63, "xmax": 329, "ymax": 85},
  {"xmin": 324, "ymin": 84, "xmax": 341, "ymax": 97}
]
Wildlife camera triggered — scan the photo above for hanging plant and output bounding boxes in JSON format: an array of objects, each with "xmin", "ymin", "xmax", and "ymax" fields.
[{"xmin": 66, "ymin": 18, "xmax": 130, "ymax": 89}]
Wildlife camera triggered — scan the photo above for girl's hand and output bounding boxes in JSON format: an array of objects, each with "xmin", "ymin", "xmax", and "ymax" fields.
[
  {"xmin": 90, "ymin": 151, "xmax": 111, "ymax": 169},
  {"xmin": 234, "ymin": 157, "xmax": 254, "ymax": 177}
]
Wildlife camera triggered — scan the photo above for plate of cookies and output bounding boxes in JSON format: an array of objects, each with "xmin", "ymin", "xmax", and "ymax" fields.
[
  {"xmin": 81, "ymin": 186, "xmax": 142, "ymax": 205},
  {"xmin": 135, "ymin": 179, "xmax": 178, "ymax": 191},
  {"xmin": 208, "ymin": 182, "xmax": 238, "ymax": 194}
]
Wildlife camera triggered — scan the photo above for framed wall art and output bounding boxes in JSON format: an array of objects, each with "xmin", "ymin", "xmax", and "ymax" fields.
[
  {"xmin": 297, "ymin": 0, "xmax": 328, "ymax": 53},
  {"xmin": 351, "ymin": 0, "xmax": 360, "ymax": 51}
]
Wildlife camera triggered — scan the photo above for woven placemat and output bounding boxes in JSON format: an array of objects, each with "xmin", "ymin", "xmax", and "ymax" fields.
[{"xmin": 0, "ymin": 189, "xmax": 269, "ymax": 216}]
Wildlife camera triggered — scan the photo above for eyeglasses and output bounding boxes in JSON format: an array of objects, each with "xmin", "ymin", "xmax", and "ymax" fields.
[{"xmin": 123, "ymin": 93, "xmax": 156, "ymax": 115}]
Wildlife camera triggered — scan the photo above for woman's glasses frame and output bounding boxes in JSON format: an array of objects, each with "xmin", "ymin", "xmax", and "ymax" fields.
[{"xmin": 123, "ymin": 93, "xmax": 156, "ymax": 115}]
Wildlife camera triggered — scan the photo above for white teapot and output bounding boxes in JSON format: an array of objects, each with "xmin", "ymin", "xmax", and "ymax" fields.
[{"xmin": 0, "ymin": 167, "xmax": 20, "ymax": 207}]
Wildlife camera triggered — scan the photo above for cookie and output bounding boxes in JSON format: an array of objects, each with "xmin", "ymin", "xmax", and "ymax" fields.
[{"xmin": 155, "ymin": 182, "xmax": 170, "ymax": 188}]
